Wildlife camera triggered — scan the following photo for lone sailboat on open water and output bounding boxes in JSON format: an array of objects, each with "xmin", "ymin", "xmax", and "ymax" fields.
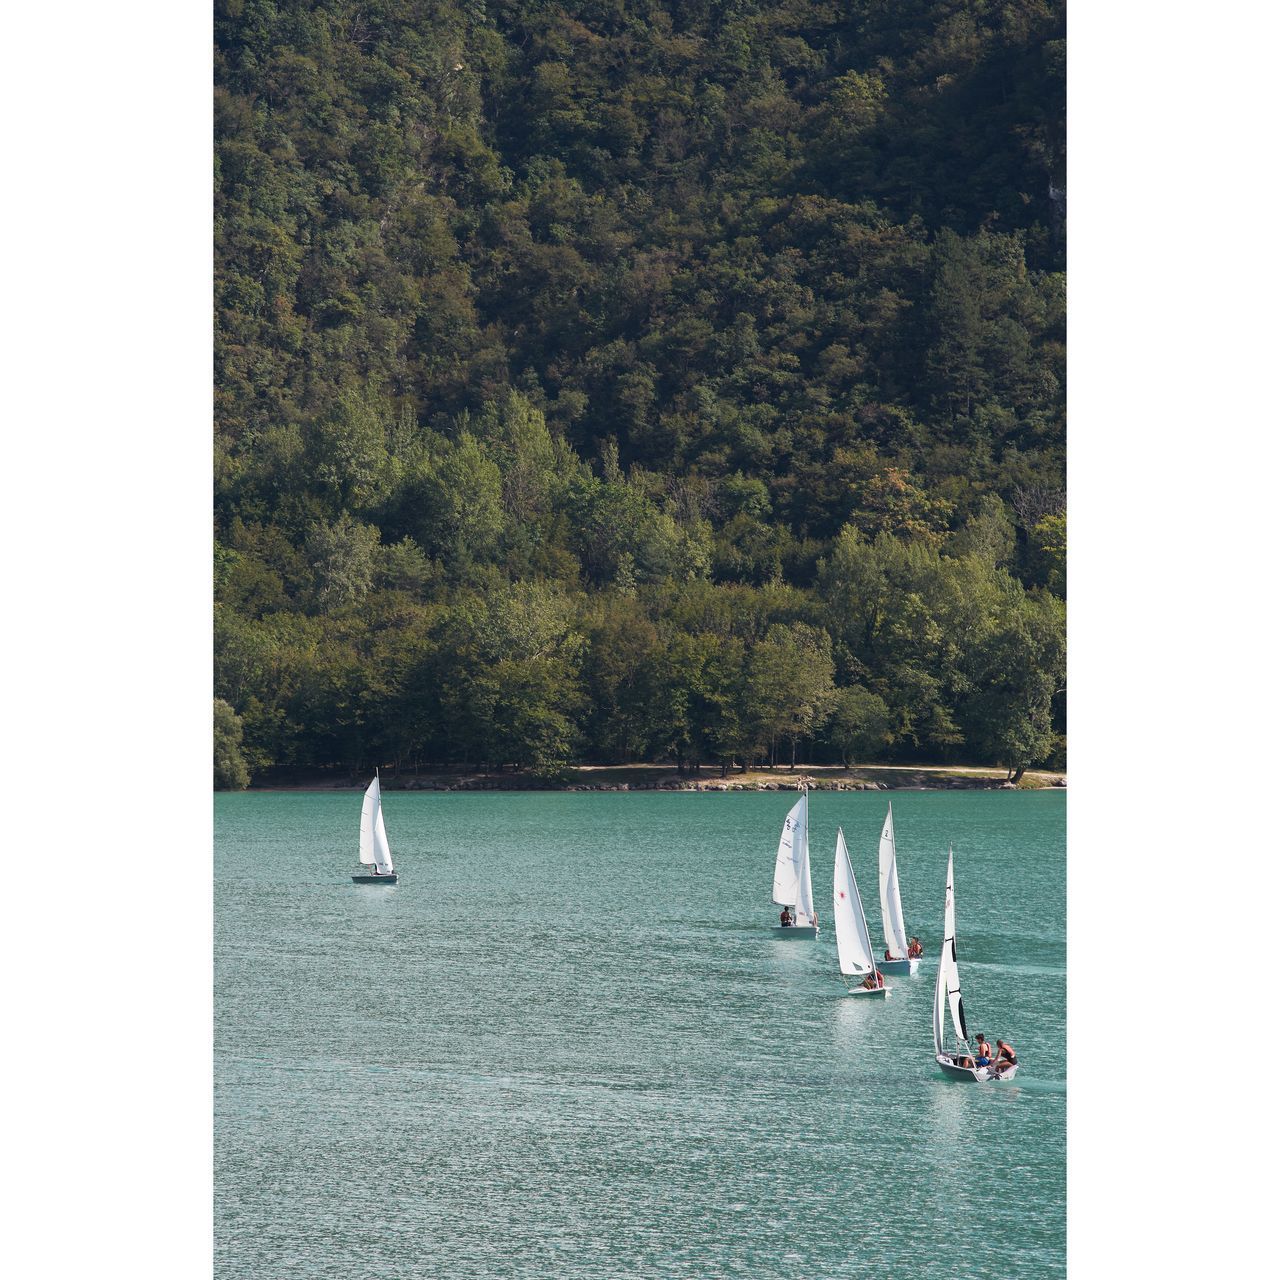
[{"xmin": 352, "ymin": 772, "xmax": 397, "ymax": 884}]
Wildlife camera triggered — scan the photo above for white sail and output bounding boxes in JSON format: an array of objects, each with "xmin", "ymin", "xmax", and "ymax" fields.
[
  {"xmin": 359, "ymin": 775, "xmax": 394, "ymax": 874},
  {"xmin": 372, "ymin": 799, "xmax": 394, "ymax": 873},
  {"xmin": 771, "ymin": 793, "xmax": 807, "ymax": 907},
  {"xmin": 359, "ymin": 776, "xmax": 380, "ymax": 865},
  {"xmin": 942, "ymin": 847, "xmax": 968, "ymax": 1046},
  {"xmin": 796, "ymin": 826, "xmax": 816, "ymax": 927},
  {"xmin": 878, "ymin": 804, "xmax": 910, "ymax": 958},
  {"xmin": 932, "ymin": 939, "xmax": 946, "ymax": 1056},
  {"xmin": 833, "ymin": 828, "xmax": 876, "ymax": 977}
]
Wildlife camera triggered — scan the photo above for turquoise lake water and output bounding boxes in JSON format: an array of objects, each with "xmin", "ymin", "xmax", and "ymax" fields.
[{"xmin": 215, "ymin": 789, "xmax": 1065, "ymax": 1278}]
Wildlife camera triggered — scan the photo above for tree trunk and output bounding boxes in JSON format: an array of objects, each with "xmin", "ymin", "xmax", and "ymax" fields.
[
  {"xmin": 790, "ymin": 737, "xmax": 796, "ymax": 771},
  {"xmin": 1011, "ymin": 764, "xmax": 1026, "ymax": 784}
]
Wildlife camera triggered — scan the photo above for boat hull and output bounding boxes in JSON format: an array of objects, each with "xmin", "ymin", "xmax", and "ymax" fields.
[
  {"xmin": 352, "ymin": 873, "xmax": 398, "ymax": 884},
  {"xmin": 935, "ymin": 1054, "xmax": 1018, "ymax": 1082},
  {"xmin": 772, "ymin": 925, "xmax": 818, "ymax": 939},
  {"xmin": 845, "ymin": 983, "xmax": 889, "ymax": 998},
  {"xmin": 878, "ymin": 957, "xmax": 920, "ymax": 975}
]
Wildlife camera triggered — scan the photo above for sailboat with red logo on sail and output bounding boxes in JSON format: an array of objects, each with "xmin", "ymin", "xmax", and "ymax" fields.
[{"xmin": 833, "ymin": 827, "xmax": 887, "ymax": 997}]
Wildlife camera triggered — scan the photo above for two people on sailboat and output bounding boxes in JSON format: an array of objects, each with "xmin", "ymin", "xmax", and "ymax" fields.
[
  {"xmin": 882, "ymin": 936, "xmax": 923, "ymax": 962},
  {"xmin": 860, "ymin": 968, "xmax": 885, "ymax": 991},
  {"xmin": 964, "ymin": 1035, "xmax": 1017, "ymax": 1073}
]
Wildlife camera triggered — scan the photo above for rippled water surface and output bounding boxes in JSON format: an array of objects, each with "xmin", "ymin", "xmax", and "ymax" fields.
[{"xmin": 216, "ymin": 789, "xmax": 1065, "ymax": 1278}]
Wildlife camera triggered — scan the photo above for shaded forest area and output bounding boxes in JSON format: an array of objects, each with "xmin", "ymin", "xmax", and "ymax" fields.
[{"xmin": 214, "ymin": 0, "xmax": 1066, "ymax": 786}]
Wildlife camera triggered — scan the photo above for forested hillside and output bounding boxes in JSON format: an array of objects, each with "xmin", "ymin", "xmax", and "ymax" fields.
[{"xmin": 214, "ymin": 0, "xmax": 1066, "ymax": 784}]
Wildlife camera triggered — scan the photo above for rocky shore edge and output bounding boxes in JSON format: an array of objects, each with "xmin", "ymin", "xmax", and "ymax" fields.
[{"xmin": 250, "ymin": 767, "xmax": 1065, "ymax": 794}]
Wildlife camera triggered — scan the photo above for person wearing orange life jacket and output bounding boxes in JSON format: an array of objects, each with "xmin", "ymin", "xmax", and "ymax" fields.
[
  {"xmin": 779, "ymin": 906, "xmax": 793, "ymax": 927},
  {"xmin": 995, "ymin": 1039, "xmax": 1018, "ymax": 1070},
  {"xmin": 908, "ymin": 937, "xmax": 924, "ymax": 959}
]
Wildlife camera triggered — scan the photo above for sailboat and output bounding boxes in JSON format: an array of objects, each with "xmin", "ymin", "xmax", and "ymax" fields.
[
  {"xmin": 877, "ymin": 804, "xmax": 920, "ymax": 974},
  {"xmin": 771, "ymin": 787, "xmax": 818, "ymax": 937},
  {"xmin": 351, "ymin": 772, "xmax": 397, "ymax": 884},
  {"xmin": 933, "ymin": 848, "xmax": 1017, "ymax": 1081},
  {"xmin": 833, "ymin": 828, "xmax": 887, "ymax": 997}
]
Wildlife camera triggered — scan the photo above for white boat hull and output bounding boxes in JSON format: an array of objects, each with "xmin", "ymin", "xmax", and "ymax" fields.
[
  {"xmin": 845, "ymin": 983, "xmax": 889, "ymax": 998},
  {"xmin": 935, "ymin": 1054, "xmax": 1018, "ymax": 1082},
  {"xmin": 772, "ymin": 925, "xmax": 818, "ymax": 939},
  {"xmin": 878, "ymin": 956, "xmax": 920, "ymax": 975}
]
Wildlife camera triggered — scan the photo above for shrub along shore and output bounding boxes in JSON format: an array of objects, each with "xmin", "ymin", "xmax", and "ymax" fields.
[{"xmin": 248, "ymin": 763, "xmax": 1065, "ymax": 793}]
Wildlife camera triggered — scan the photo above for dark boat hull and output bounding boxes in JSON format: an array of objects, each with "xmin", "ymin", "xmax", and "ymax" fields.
[{"xmin": 352, "ymin": 874, "xmax": 398, "ymax": 884}]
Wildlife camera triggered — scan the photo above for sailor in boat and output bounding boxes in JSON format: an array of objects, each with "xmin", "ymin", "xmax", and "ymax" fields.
[
  {"xmin": 860, "ymin": 968, "xmax": 885, "ymax": 992},
  {"xmin": 908, "ymin": 936, "xmax": 924, "ymax": 958},
  {"xmin": 779, "ymin": 906, "xmax": 794, "ymax": 927},
  {"xmin": 995, "ymin": 1039, "xmax": 1018, "ymax": 1071},
  {"xmin": 975, "ymin": 1033, "xmax": 993, "ymax": 1068}
]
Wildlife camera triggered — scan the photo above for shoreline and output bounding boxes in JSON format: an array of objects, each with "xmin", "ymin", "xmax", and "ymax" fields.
[{"xmin": 246, "ymin": 763, "xmax": 1066, "ymax": 794}]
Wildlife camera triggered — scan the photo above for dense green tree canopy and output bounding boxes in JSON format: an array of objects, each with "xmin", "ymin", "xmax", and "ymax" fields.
[{"xmin": 215, "ymin": 0, "xmax": 1065, "ymax": 779}]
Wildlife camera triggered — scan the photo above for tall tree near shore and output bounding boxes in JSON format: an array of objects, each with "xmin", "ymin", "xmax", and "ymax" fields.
[
  {"xmin": 826, "ymin": 686, "xmax": 895, "ymax": 768},
  {"xmin": 960, "ymin": 593, "xmax": 1066, "ymax": 781},
  {"xmin": 214, "ymin": 699, "xmax": 251, "ymax": 790},
  {"xmin": 747, "ymin": 623, "xmax": 837, "ymax": 769}
]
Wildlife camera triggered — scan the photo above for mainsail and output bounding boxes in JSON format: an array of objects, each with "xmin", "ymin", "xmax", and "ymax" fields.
[
  {"xmin": 833, "ymin": 828, "xmax": 875, "ymax": 977},
  {"xmin": 795, "ymin": 822, "xmax": 816, "ymax": 928},
  {"xmin": 359, "ymin": 774, "xmax": 395, "ymax": 874},
  {"xmin": 878, "ymin": 804, "xmax": 910, "ymax": 959},
  {"xmin": 772, "ymin": 792, "xmax": 813, "ymax": 924},
  {"xmin": 932, "ymin": 935, "xmax": 947, "ymax": 1056},
  {"xmin": 941, "ymin": 847, "xmax": 968, "ymax": 1046}
]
